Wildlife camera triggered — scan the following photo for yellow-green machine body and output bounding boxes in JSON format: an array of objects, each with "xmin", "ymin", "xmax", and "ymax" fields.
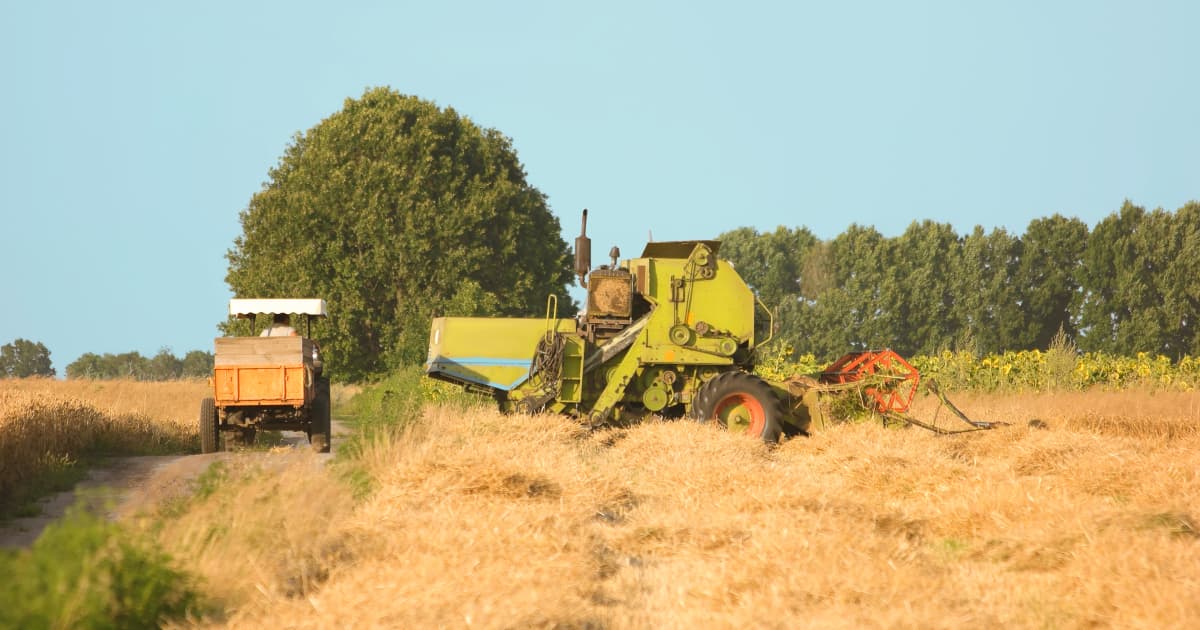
[
  {"xmin": 427, "ymin": 211, "xmax": 1001, "ymax": 441},
  {"xmin": 426, "ymin": 223, "xmax": 822, "ymax": 441}
]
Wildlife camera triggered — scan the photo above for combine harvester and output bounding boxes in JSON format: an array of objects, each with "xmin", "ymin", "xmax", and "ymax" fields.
[{"xmin": 426, "ymin": 211, "xmax": 999, "ymax": 441}]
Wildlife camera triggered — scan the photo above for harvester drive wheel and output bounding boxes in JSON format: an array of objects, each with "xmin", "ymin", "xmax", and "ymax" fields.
[
  {"xmin": 309, "ymin": 377, "xmax": 332, "ymax": 454},
  {"xmin": 691, "ymin": 371, "xmax": 784, "ymax": 443},
  {"xmin": 200, "ymin": 397, "xmax": 221, "ymax": 454}
]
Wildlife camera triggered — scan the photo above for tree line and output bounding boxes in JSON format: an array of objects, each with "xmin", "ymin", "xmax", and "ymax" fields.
[
  {"xmin": 65, "ymin": 349, "xmax": 214, "ymax": 380},
  {"xmin": 1, "ymin": 340, "xmax": 214, "ymax": 380},
  {"xmin": 720, "ymin": 200, "xmax": 1200, "ymax": 361}
]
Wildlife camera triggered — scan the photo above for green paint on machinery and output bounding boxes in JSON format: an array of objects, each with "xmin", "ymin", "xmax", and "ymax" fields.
[{"xmin": 425, "ymin": 210, "xmax": 1001, "ymax": 442}]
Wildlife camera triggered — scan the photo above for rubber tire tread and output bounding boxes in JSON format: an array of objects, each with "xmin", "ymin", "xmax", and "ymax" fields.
[
  {"xmin": 200, "ymin": 397, "xmax": 220, "ymax": 453},
  {"xmin": 690, "ymin": 371, "xmax": 784, "ymax": 443},
  {"xmin": 310, "ymin": 377, "xmax": 332, "ymax": 453}
]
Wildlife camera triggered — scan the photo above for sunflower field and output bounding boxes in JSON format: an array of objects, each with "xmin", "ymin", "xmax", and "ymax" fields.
[{"xmin": 755, "ymin": 347, "xmax": 1200, "ymax": 392}]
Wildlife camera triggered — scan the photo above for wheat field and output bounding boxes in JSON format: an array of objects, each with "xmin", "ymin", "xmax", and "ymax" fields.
[
  {"xmin": 0, "ymin": 378, "xmax": 207, "ymax": 503},
  {"xmin": 150, "ymin": 388, "xmax": 1199, "ymax": 629},
  {"xmin": 0, "ymin": 377, "xmax": 209, "ymax": 430}
]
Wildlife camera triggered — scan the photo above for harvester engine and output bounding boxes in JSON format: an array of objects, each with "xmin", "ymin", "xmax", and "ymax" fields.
[{"xmin": 583, "ymin": 265, "xmax": 638, "ymax": 343}]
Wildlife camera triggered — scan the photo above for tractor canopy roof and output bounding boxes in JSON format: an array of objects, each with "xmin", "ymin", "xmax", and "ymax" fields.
[{"xmin": 229, "ymin": 298, "xmax": 327, "ymax": 318}]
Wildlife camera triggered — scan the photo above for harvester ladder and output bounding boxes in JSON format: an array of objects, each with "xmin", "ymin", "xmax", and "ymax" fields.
[{"xmin": 559, "ymin": 335, "xmax": 585, "ymax": 404}]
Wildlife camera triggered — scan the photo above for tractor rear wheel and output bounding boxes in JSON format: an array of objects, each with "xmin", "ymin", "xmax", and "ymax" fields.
[
  {"xmin": 691, "ymin": 371, "xmax": 784, "ymax": 443},
  {"xmin": 309, "ymin": 377, "xmax": 332, "ymax": 453},
  {"xmin": 200, "ymin": 397, "xmax": 220, "ymax": 453}
]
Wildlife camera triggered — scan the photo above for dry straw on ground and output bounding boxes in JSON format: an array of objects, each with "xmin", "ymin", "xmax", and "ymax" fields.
[
  {"xmin": 152, "ymin": 452, "xmax": 355, "ymax": 610},
  {"xmin": 177, "ymin": 389, "xmax": 1199, "ymax": 629}
]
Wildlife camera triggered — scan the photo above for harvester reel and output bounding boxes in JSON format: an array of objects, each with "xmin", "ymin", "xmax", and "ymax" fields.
[
  {"xmin": 804, "ymin": 353, "xmax": 1005, "ymax": 434},
  {"xmin": 820, "ymin": 349, "xmax": 920, "ymax": 414}
]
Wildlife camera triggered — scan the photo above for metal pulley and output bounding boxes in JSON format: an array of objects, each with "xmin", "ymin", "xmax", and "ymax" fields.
[
  {"xmin": 642, "ymin": 387, "xmax": 670, "ymax": 411},
  {"xmin": 669, "ymin": 324, "xmax": 692, "ymax": 346}
]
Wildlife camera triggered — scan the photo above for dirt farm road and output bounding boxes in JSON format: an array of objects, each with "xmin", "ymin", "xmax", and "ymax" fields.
[{"xmin": 0, "ymin": 420, "xmax": 352, "ymax": 549}]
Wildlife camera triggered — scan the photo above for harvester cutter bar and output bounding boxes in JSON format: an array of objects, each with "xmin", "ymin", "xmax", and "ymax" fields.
[
  {"xmin": 882, "ymin": 379, "xmax": 1008, "ymax": 434},
  {"xmin": 792, "ymin": 374, "xmax": 1006, "ymax": 435}
]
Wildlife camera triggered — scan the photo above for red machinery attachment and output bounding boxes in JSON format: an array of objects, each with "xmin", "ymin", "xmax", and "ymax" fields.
[{"xmin": 820, "ymin": 349, "xmax": 921, "ymax": 413}]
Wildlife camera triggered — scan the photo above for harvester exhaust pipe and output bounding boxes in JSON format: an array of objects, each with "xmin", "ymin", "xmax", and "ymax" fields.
[{"xmin": 575, "ymin": 208, "xmax": 592, "ymax": 288}]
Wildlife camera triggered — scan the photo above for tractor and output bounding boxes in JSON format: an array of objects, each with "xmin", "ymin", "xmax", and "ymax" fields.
[{"xmin": 200, "ymin": 298, "xmax": 332, "ymax": 453}]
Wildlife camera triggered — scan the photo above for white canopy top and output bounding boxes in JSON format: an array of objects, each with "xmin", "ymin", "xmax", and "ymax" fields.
[{"xmin": 229, "ymin": 298, "xmax": 327, "ymax": 318}]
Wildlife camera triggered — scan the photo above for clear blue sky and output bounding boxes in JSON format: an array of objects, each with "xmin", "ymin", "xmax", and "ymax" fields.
[{"xmin": 1, "ymin": 1, "xmax": 1197, "ymax": 374}]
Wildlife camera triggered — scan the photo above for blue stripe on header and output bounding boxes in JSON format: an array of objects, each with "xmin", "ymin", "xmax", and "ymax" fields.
[
  {"xmin": 437, "ymin": 357, "xmax": 530, "ymax": 367},
  {"xmin": 425, "ymin": 356, "xmax": 531, "ymax": 390}
]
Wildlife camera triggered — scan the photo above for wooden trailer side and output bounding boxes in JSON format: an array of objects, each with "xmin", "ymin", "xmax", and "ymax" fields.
[{"xmin": 212, "ymin": 337, "xmax": 315, "ymax": 406}]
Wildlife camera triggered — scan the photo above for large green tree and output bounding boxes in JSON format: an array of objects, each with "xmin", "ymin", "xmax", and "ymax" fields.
[
  {"xmin": 718, "ymin": 225, "xmax": 820, "ymax": 348},
  {"xmin": 1011, "ymin": 214, "xmax": 1088, "ymax": 349},
  {"xmin": 951, "ymin": 226, "xmax": 1023, "ymax": 353},
  {"xmin": 1078, "ymin": 201, "xmax": 1200, "ymax": 357},
  {"xmin": 882, "ymin": 220, "xmax": 960, "ymax": 356},
  {"xmin": 718, "ymin": 226, "xmax": 819, "ymax": 307},
  {"xmin": 1164, "ymin": 202, "xmax": 1200, "ymax": 355},
  {"xmin": 225, "ymin": 88, "xmax": 576, "ymax": 380},
  {"xmin": 791, "ymin": 224, "xmax": 896, "ymax": 359},
  {"xmin": 0, "ymin": 339, "xmax": 55, "ymax": 377}
]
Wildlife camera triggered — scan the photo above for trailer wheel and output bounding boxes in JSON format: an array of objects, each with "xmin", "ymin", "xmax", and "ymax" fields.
[
  {"xmin": 200, "ymin": 397, "xmax": 220, "ymax": 453},
  {"xmin": 309, "ymin": 377, "xmax": 332, "ymax": 453},
  {"xmin": 691, "ymin": 371, "xmax": 784, "ymax": 443}
]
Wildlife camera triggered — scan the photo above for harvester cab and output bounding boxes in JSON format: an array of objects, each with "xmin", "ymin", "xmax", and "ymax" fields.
[{"xmin": 426, "ymin": 211, "xmax": 999, "ymax": 441}]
